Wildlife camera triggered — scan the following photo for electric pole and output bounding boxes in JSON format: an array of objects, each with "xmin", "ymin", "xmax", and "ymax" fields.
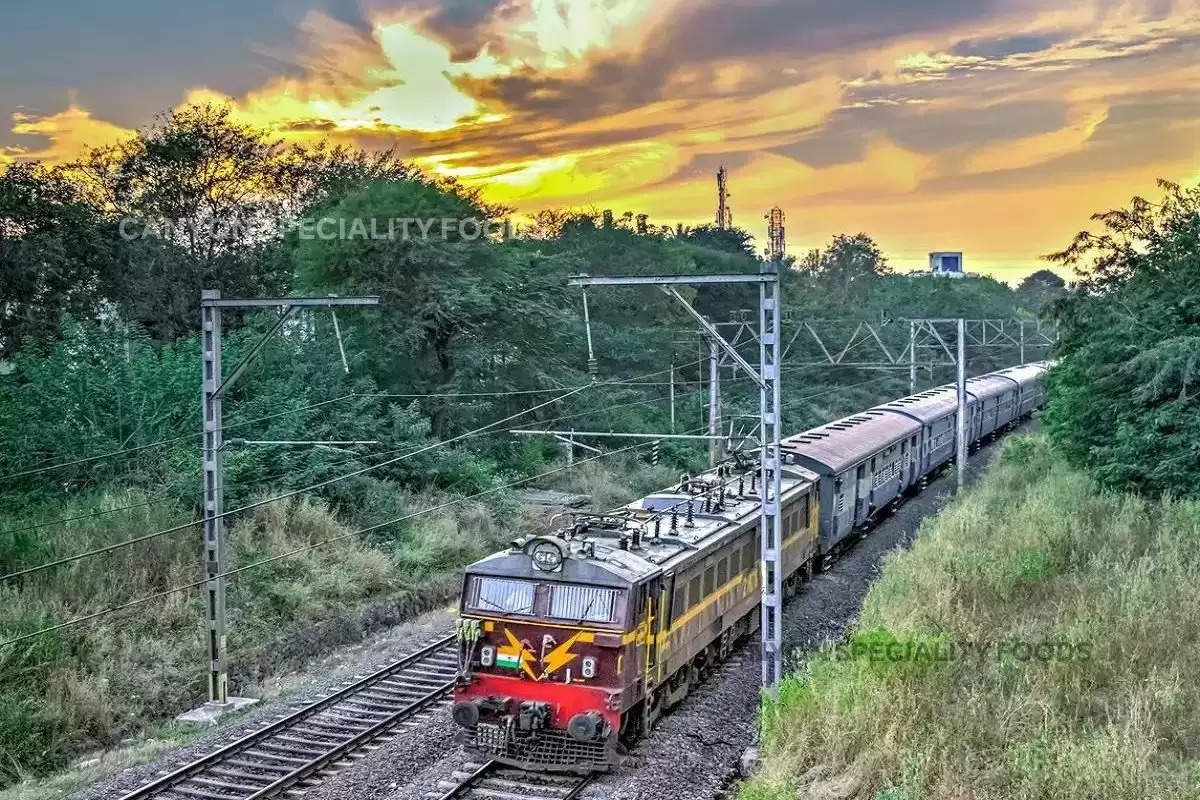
[
  {"xmin": 909, "ymin": 319, "xmax": 917, "ymax": 395},
  {"xmin": 956, "ymin": 317, "xmax": 967, "ymax": 493},
  {"xmin": 568, "ymin": 267, "xmax": 784, "ymax": 694},
  {"xmin": 708, "ymin": 336, "xmax": 721, "ymax": 466},
  {"xmin": 184, "ymin": 290, "xmax": 378, "ymax": 723}
]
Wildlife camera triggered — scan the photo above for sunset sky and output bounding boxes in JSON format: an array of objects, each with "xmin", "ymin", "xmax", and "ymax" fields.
[{"xmin": 2, "ymin": 0, "xmax": 1198, "ymax": 281}]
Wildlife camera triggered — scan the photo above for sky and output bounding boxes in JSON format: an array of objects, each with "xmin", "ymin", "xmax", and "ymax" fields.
[{"xmin": 1, "ymin": 0, "xmax": 1198, "ymax": 282}]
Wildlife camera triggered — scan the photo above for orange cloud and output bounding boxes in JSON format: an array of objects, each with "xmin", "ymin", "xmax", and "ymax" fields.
[{"xmin": 2, "ymin": 0, "xmax": 1197, "ymax": 280}]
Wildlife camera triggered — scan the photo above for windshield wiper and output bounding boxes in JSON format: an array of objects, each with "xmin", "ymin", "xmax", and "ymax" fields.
[{"xmin": 473, "ymin": 594, "xmax": 533, "ymax": 615}]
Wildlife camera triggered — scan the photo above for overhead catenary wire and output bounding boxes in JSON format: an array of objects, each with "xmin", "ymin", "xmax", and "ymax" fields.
[
  {"xmin": 0, "ymin": 359, "xmax": 709, "ymax": 581},
  {"xmin": 0, "ymin": 429, "xmax": 701, "ymax": 649},
  {"xmin": 0, "ymin": 364, "xmax": 889, "ymax": 540},
  {"xmin": 0, "ymin": 386, "xmax": 589, "ymax": 583},
  {"xmin": 0, "ymin": 395, "xmax": 362, "ymax": 482},
  {"xmin": 0, "ymin": 359, "xmax": 709, "ymax": 483},
  {"xmin": 0, "ymin": 495, "xmax": 174, "ymax": 537}
]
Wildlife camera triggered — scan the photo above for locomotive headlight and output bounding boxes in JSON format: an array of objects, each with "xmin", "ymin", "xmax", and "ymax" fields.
[
  {"xmin": 480, "ymin": 645, "xmax": 495, "ymax": 667},
  {"xmin": 581, "ymin": 656, "xmax": 597, "ymax": 678}
]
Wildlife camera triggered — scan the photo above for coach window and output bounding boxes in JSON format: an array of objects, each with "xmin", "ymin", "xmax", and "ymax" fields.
[
  {"xmin": 802, "ymin": 494, "xmax": 810, "ymax": 525},
  {"xmin": 783, "ymin": 512, "xmax": 792, "ymax": 538},
  {"xmin": 730, "ymin": 548, "xmax": 741, "ymax": 576},
  {"xmin": 672, "ymin": 585, "xmax": 686, "ymax": 621},
  {"xmin": 717, "ymin": 557, "xmax": 728, "ymax": 587},
  {"xmin": 688, "ymin": 574, "xmax": 702, "ymax": 609},
  {"xmin": 704, "ymin": 565, "xmax": 715, "ymax": 595},
  {"xmin": 742, "ymin": 541, "xmax": 755, "ymax": 573}
]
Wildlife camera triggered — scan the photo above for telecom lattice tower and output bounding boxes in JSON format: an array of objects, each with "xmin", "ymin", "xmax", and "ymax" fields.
[
  {"xmin": 716, "ymin": 166, "xmax": 733, "ymax": 229},
  {"xmin": 766, "ymin": 207, "xmax": 785, "ymax": 262}
]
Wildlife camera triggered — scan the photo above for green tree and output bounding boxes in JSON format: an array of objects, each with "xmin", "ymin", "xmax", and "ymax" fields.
[
  {"xmin": 795, "ymin": 232, "xmax": 891, "ymax": 308},
  {"xmin": 0, "ymin": 163, "xmax": 116, "ymax": 359},
  {"xmin": 680, "ymin": 224, "xmax": 757, "ymax": 258},
  {"xmin": 1042, "ymin": 179, "xmax": 1200, "ymax": 496},
  {"xmin": 68, "ymin": 104, "xmax": 416, "ymax": 343},
  {"xmin": 291, "ymin": 178, "xmax": 579, "ymax": 438},
  {"xmin": 1015, "ymin": 268, "xmax": 1066, "ymax": 315}
]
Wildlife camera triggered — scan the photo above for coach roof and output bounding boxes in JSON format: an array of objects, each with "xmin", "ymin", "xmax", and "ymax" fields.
[
  {"xmin": 872, "ymin": 385, "xmax": 967, "ymax": 424},
  {"xmin": 782, "ymin": 408, "xmax": 920, "ymax": 474}
]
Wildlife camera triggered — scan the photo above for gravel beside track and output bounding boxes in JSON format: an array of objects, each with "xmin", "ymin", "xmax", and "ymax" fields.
[{"xmin": 73, "ymin": 609, "xmax": 457, "ymax": 800}]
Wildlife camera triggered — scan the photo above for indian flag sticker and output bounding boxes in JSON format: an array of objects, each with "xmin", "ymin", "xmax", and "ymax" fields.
[{"xmin": 496, "ymin": 648, "xmax": 522, "ymax": 669}]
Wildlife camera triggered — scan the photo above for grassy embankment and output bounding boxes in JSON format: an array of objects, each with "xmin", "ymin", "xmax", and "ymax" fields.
[
  {"xmin": 743, "ymin": 434, "xmax": 1200, "ymax": 800},
  {"xmin": 0, "ymin": 454, "xmax": 679, "ymax": 795}
]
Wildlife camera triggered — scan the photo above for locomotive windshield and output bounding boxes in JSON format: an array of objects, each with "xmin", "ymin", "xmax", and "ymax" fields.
[
  {"xmin": 547, "ymin": 584, "xmax": 617, "ymax": 623},
  {"xmin": 467, "ymin": 576, "xmax": 535, "ymax": 615},
  {"xmin": 464, "ymin": 575, "xmax": 624, "ymax": 625}
]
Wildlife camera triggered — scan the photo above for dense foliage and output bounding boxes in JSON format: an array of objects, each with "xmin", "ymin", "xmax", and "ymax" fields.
[{"xmin": 1042, "ymin": 180, "xmax": 1200, "ymax": 497}]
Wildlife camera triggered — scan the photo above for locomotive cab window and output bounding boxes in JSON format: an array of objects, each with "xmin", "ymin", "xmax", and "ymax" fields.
[
  {"xmin": 468, "ymin": 576, "xmax": 535, "ymax": 615},
  {"xmin": 547, "ymin": 584, "xmax": 619, "ymax": 624}
]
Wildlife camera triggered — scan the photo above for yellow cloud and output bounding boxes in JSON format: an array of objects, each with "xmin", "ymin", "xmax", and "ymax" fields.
[
  {"xmin": 2, "ymin": 105, "xmax": 133, "ymax": 165},
  {"xmin": 960, "ymin": 101, "xmax": 1108, "ymax": 175},
  {"xmin": 183, "ymin": 16, "xmax": 510, "ymax": 137}
]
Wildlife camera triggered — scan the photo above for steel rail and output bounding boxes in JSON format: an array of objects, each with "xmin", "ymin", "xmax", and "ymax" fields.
[{"xmin": 120, "ymin": 634, "xmax": 457, "ymax": 800}]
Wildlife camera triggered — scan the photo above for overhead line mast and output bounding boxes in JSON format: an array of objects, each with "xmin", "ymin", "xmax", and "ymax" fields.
[
  {"xmin": 568, "ymin": 263, "xmax": 786, "ymax": 695},
  {"xmin": 194, "ymin": 290, "xmax": 379, "ymax": 722}
]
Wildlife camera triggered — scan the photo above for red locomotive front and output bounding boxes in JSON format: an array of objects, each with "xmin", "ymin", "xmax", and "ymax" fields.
[{"xmin": 451, "ymin": 535, "xmax": 649, "ymax": 773}]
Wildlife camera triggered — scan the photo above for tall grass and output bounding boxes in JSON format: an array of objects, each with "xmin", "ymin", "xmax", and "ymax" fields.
[
  {"xmin": 0, "ymin": 454, "xmax": 677, "ymax": 785},
  {"xmin": 0, "ymin": 485, "xmax": 509, "ymax": 783},
  {"xmin": 743, "ymin": 435, "xmax": 1200, "ymax": 800}
]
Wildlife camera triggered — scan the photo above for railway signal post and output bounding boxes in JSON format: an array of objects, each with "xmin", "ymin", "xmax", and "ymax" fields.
[
  {"xmin": 568, "ymin": 265, "xmax": 786, "ymax": 694},
  {"xmin": 184, "ymin": 291, "xmax": 378, "ymax": 723}
]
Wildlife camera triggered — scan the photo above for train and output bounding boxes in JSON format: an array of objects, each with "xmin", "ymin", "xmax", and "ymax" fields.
[{"xmin": 450, "ymin": 362, "xmax": 1049, "ymax": 773}]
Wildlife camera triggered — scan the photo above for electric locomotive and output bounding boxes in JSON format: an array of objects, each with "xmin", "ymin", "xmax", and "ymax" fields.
[{"xmin": 451, "ymin": 464, "xmax": 819, "ymax": 772}]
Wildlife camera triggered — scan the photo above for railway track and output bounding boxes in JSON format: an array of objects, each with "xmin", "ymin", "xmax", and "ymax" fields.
[
  {"xmin": 121, "ymin": 634, "xmax": 458, "ymax": 800},
  {"xmin": 431, "ymin": 761, "xmax": 592, "ymax": 800}
]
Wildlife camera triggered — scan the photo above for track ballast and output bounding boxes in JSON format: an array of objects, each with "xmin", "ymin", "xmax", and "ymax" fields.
[
  {"xmin": 120, "ymin": 635, "xmax": 457, "ymax": 800},
  {"xmin": 431, "ymin": 760, "xmax": 591, "ymax": 800}
]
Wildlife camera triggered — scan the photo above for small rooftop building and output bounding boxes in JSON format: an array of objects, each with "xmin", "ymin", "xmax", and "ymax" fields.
[{"xmin": 929, "ymin": 251, "xmax": 964, "ymax": 277}]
